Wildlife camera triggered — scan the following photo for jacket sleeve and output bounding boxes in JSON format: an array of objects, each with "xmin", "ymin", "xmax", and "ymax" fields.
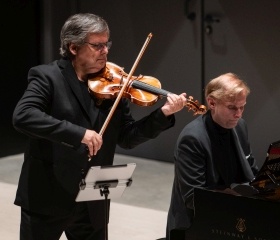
[
  {"xmin": 174, "ymin": 119, "xmax": 210, "ymax": 210},
  {"xmin": 12, "ymin": 65, "xmax": 85, "ymax": 150},
  {"xmin": 117, "ymin": 98, "xmax": 175, "ymax": 149}
]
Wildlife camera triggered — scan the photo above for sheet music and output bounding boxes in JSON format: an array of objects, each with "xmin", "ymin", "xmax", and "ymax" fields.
[{"xmin": 75, "ymin": 163, "xmax": 136, "ymax": 202}]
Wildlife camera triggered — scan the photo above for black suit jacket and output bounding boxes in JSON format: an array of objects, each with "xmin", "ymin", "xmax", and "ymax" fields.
[
  {"xmin": 13, "ymin": 58, "xmax": 175, "ymax": 228},
  {"xmin": 166, "ymin": 111, "xmax": 258, "ymax": 238}
]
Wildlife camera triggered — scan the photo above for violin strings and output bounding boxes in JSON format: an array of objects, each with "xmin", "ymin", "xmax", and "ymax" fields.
[{"xmin": 132, "ymin": 80, "xmax": 170, "ymax": 97}]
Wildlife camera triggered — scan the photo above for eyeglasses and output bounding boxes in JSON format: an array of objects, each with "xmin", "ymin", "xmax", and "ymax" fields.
[{"xmin": 84, "ymin": 41, "xmax": 112, "ymax": 51}]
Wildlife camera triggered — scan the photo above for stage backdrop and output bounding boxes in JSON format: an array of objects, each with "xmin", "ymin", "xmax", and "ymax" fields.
[{"xmin": 3, "ymin": 0, "xmax": 280, "ymax": 168}]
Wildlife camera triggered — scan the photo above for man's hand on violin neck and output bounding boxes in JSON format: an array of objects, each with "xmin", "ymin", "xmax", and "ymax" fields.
[{"xmin": 161, "ymin": 93, "xmax": 187, "ymax": 116}]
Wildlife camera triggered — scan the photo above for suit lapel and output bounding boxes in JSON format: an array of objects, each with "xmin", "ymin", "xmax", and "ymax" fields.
[
  {"xmin": 232, "ymin": 128, "xmax": 254, "ymax": 181},
  {"xmin": 59, "ymin": 59, "xmax": 100, "ymax": 128}
]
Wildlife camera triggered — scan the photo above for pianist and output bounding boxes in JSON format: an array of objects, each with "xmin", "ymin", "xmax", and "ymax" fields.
[{"xmin": 166, "ymin": 73, "xmax": 259, "ymax": 240}]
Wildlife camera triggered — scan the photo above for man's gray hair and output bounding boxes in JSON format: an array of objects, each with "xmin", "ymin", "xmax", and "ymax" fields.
[{"xmin": 59, "ymin": 13, "xmax": 110, "ymax": 58}]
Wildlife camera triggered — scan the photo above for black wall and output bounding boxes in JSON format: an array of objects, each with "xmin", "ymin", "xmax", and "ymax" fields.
[{"xmin": 0, "ymin": 0, "xmax": 40, "ymax": 156}]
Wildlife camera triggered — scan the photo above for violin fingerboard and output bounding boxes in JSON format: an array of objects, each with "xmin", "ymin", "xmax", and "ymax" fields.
[{"xmin": 131, "ymin": 80, "xmax": 170, "ymax": 97}]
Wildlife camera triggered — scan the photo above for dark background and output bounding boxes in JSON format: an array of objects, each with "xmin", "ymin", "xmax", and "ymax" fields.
[
  {"xmin": 0, "ymin": 0, "xmax": 40, "ymax": 156},
  {"xmin": 1, "ymin": 0, "xmax": 280, "ymax": 169}
]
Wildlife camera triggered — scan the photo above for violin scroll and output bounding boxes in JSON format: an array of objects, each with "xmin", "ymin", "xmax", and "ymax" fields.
[{"xmin": 185, "ymin": 96, "xmax": 207, "ymax": 115}]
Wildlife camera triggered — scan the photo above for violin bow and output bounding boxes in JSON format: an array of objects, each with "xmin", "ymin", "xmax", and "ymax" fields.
[{"xmin": 99, "ymin": 33, "xmax": 153, "ymax": 136}]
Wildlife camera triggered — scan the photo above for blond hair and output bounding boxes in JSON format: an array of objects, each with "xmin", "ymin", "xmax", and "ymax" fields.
[{"xmin": 205, "ymin": 73, "xmax": 250, "ymax": 102}]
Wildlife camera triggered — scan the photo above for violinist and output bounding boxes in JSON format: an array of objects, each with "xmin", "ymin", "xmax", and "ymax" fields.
[{"xmin": 12, "ymin": 13, "xmax": 187, "ymax": 240}]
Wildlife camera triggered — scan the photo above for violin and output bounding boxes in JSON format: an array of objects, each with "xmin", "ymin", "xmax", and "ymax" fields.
[
  {"xmin": 88, "ymin": 62, "xmax": 207, "ymax": 115},
  {"xmin": 86, "ymin": 33, "xmax": 206, "ymax": 142}
]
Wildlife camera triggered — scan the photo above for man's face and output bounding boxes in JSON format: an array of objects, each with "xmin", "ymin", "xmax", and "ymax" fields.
[
  {"xmin": 208, "ymin": 92, "xmax": 247, "ymax": 129},
  {"xmin": 71, "ymin": 32, "xmax": 110, "ymax": 75}
]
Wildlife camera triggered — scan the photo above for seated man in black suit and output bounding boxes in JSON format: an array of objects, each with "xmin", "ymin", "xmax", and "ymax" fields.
[{"xmin": 166, "ymin": 73, "xmax": 258, "ymax": 240}]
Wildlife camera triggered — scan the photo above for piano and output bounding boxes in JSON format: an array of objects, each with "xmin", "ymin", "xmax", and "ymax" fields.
[
  {"xmin": 249, "ymin": 140, "xmax": 280, "ymax": 201},
  {"xmin": 184, "ymin": 140, "xmax": 280, "ymax": 240}
]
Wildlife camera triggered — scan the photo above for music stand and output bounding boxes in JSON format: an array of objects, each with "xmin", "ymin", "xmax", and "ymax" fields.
[{"xmin": 75, "ymin": 163, "xmax": 136, "ymax": 240}]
